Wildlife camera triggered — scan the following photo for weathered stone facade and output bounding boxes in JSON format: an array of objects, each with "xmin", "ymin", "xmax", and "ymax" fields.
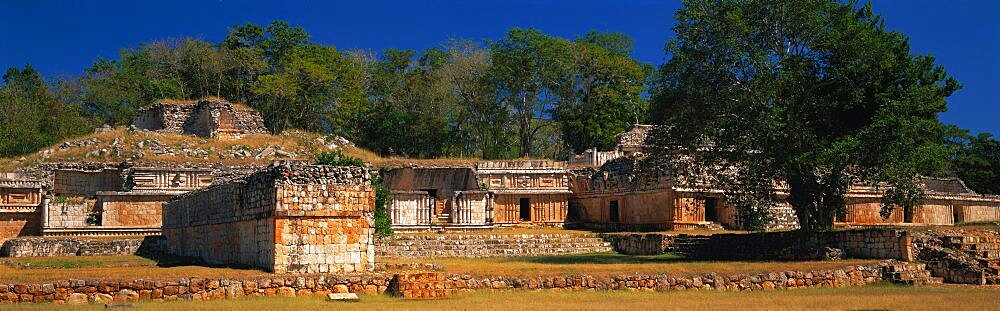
[
  {"xmin": 132, "ymin": 99, "xmax": 268, "ymax": 138},
  {"xmin": 0, "ymin": 236, "xmax": 166, "ymax": 257},
  {"xmin": 162, "ymin": 163, "xmax": 375, "ymax": 274},
  {"xmin": 95, "ymin": 192, "xmax": 173, "ymax": 227},
  {"xmin": 0, "ymin": 179, "xmax": 44, "ymax": 241},
  {"xmin": 384, "ymin": 167, "xmax": 492, "ymax": 227},
  {"xmin": 477, "ymin": 160, "xmax": 571, "ymax": 224}
]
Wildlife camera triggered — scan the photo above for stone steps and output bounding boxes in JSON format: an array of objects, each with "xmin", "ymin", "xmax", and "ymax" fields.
[
  {"xmin": 378, "ymin": 233, "xmax": 614, "ymax": 258},
  {"xmin": 882, "ymin": 261, "xmax": 943, "ymax": 286}
]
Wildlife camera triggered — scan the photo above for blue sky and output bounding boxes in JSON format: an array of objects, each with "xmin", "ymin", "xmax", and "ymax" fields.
[{"xmin": 1, "ymin": 0, "xmax": 997, "ymax": 135}]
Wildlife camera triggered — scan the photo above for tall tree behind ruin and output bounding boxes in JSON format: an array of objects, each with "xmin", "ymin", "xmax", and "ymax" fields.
[
  {"xmin": 648, "ymin": 0, "xmax": 960, "ymax": 231},
  {"xmin": 490, "ymin": 28, "xmax": 574, "ymax": 157},
  {"xmin": 554, "ymin": 31, "xmax": 651, "ymax": 154}
]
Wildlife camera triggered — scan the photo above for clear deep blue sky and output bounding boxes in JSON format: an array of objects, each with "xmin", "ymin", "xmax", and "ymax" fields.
[{"xmin": 2, "ymin": 0, "xmax": 997, "ymax": 135}]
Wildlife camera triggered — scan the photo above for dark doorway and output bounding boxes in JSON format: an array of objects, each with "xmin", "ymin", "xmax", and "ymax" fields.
[
  {"xmin": 519, "ymin": 198, "xmax": 531, "ymax": 221},
  {"xmin": 704, "ymin": 198, "xmax": 718, "ymax": 222},
  {"xmin": 609, "ymin": 200, "xmax": 620, "ymax": 223}
]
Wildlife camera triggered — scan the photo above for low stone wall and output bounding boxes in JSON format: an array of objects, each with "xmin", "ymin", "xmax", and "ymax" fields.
[
  {"xmin": 46, "ymin": 202, "xmax": 88, "ymax": 228},
  {"xmin": 0, "ymin": 236, "xmax": 166, "ymax": 257},
  {"xmin": 0, "ymin": 262, "xmax": 898, "ymax": 303},
  {"xmin": 376, "ymin": 233, "xmax": 613, "ymax": 258},
  {"xmin": 0, "ymin": 212, "xmax": 40, "ymax": 241},
  {"xmin": 604, "ymin": 229, "xmax": 913, "ymax": 261},
  {"xmin": 97, "ymin": 192, "xmax": 173, "ymax": 227}
]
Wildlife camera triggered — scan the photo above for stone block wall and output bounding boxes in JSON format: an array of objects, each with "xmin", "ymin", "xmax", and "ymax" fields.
[
  {"xmin": 163, "ymin": 164, "xmax": 374, "ymax": 274},
  {"xmin": 52, "ymin": 169, "xmax": 124, "ymax": 198},
  {"xmin": 46, "ymin": 202, "xmax": 87, "ymax": 228},
  {"xmin": 0, "ymin": 236, "xmax": 166, "ymax": 257},
  {"xmin": 132, "ymin": 99, "xmax": 268, "ymax": 138},
  {"xmin": 96, "ymin": 192, "xmax": 172, "ymax": 227},
  {"xmin": 0, "ymin": 212, "xmax": 40, "ymax": 241}
]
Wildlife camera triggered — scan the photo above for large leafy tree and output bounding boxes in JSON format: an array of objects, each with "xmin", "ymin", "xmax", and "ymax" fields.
[
  {"xmin": 554, "ymin": 31, "xmax": 650, "ymax": 154},
  {"xmin": 0, "ymin": 65, "xmax": 94, "ymax": 157},
  {"xmin": 649, "ymin": 0, "xmax": 960, "ymax": 231},
  {"xmin": 490, "ymin": 28, "xmax": 573, "ymax": 157}
]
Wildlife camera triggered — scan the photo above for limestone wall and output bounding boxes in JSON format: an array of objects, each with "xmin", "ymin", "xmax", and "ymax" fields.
[
  {"xmin": 96, "ymin": 192, "xmax": 172, "ymax": 227},
  {"xmin": 132, "ymin": 100, "xmax": 267, "ymax": 138},
  {"xmin": 162, "ymin": 164, "xmax": 374, "ymax": 274},
  {"xmin": 53, "ymin": 169, "xmax": 124, "ymax": 197},
  {"xmin": 46, "ymin": 202, "xmax": 87, "ymax": 228},
  {"xmin": 0, "ymin": 212, "xmax": 39, "ymax": 241},
  {"xmin": 0, "ymin": 236, "xmax": 166, "ymax": 257}
]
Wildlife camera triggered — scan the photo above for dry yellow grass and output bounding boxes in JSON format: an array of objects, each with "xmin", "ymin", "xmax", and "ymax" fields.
[
  {"xmin": 0, "ymin": 256, "xmax": 272, "ymax": 283},
  {"xmin": 381, "ymin": 252, "xmax": 881, "ymax": 277},
  {"xmin": 6, "ymin": 285, "xmax": 998, "ymax": 311}
]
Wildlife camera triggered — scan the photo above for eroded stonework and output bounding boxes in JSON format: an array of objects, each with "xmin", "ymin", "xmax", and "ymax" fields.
[
  {"xmin": 131, "ymin": 98, "xmax": 267, "ymax": 138},
  {"xmin": 162, "ymin": 163, "xmax": 375, "ymax": 274}
]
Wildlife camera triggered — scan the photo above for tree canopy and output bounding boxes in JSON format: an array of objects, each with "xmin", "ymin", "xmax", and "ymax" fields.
[{"xmin": 648, "ymin": 0, "xmax": 962, "ymax": 231}]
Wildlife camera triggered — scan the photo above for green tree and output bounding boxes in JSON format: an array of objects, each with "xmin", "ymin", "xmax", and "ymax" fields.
[
  {"xmin": 648, "ymin": 0, "xmax": 960, "ymax": 231},
  {"xmin": 490, "ymin": 28, "xmax": 574, "ymax": 157},
  {"xmin": 941, "ymin": 126, "xmax": 1000, "ymax": 194},
  {"xmin": 555, "ymin": 31, "xmax": 650, "ymax": 154},
  {"xmin": 0, "ymin": 65, "xmax": 94, "ymax": 157}
]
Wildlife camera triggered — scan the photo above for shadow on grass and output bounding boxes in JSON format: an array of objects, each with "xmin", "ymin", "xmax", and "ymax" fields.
[{"xmin": 510, "ymin": 252, "xmax": 690, "ymax": 265}]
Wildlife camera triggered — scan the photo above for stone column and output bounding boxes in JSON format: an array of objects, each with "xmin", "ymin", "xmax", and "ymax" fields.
[{"xmin": 40, "ymin": 195, "xmax": 50, "ymax": 229}]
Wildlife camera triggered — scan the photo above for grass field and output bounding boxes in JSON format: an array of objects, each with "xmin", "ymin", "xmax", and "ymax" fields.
[
  {"xmin": 4, "ymin": 284, "xmax": 997, "ymax": 311},
  {"xmin": 383, "ymin": 252, "xmax": 879, "ymax": 277},
  {"xmin": 0, "ymin": 253, "xmax": 879, "ymax": 283}
]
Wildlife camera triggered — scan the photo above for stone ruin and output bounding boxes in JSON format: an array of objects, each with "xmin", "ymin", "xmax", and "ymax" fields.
[
  {"xmin": 384, "ymin": 160, "xmax": 573, "ymax": 230},
  {"xmin": 131, "ymin": 98, "xmax": 268, "ymax": 138},
  {"xmin": 162, "ymin": 163, "xmax": 375, "ymax": 273}
]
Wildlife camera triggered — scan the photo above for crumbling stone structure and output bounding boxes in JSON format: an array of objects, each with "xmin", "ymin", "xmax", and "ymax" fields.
[
  {"xmin": 162, "ymin": 163, "xmax": 375, "ymax": 273},
  {"xmin": 131, "ymin": 98, "xmax": 268, "ymax": 138},
  {"xmin": 569, "ymin": 124, "xmax": 651, "ymax": 167},
  {"xmin": 570, "ymin": 158, "xmax": 799, "ymax": 231}
]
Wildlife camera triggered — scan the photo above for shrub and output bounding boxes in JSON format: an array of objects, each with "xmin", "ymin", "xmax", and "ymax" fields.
[{"xmin": 315, "ymin": 150, "xmax": 365, "ymax": 167}]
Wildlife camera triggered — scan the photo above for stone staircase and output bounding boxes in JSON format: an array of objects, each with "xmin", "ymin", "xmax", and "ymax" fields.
[
  {"xmin": 666, "ymin": 235, "xmax": 713, "ymax": 256},
  {"xmin": 881, "ymin": 261, "xmax": 943, "ymax": 286},
  {"xmin": 377, "ymin": 233, "xmax": 614, "ymax": 258}
]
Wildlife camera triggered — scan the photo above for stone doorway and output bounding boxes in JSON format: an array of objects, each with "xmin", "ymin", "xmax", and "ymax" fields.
[
  {"xmin": 704, "ymin": 197, "xmax": 718, "ymax": 222},
  {"xmin": 519, "ymin": 198, "xmax": 531, "ymax": 221}
]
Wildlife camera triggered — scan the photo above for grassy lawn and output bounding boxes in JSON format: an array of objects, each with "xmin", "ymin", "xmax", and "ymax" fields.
[
  {"xmin": 0, "ymin": 253, "xmax": 880, "ymax": 283},
  {"xmin": 5, "ymin": 284, "xmax": 997, "ymax": 311},
  {"xmin": 382, "ymin": 252, "xmax": 881, "ymax": 277},
  {"xmin": 0, "ymin": 255, "xmax": 271, "ymax": 283},
  {"xmin": 1, "ymin": 255, "xmax": 157, "ymax": 269}
]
